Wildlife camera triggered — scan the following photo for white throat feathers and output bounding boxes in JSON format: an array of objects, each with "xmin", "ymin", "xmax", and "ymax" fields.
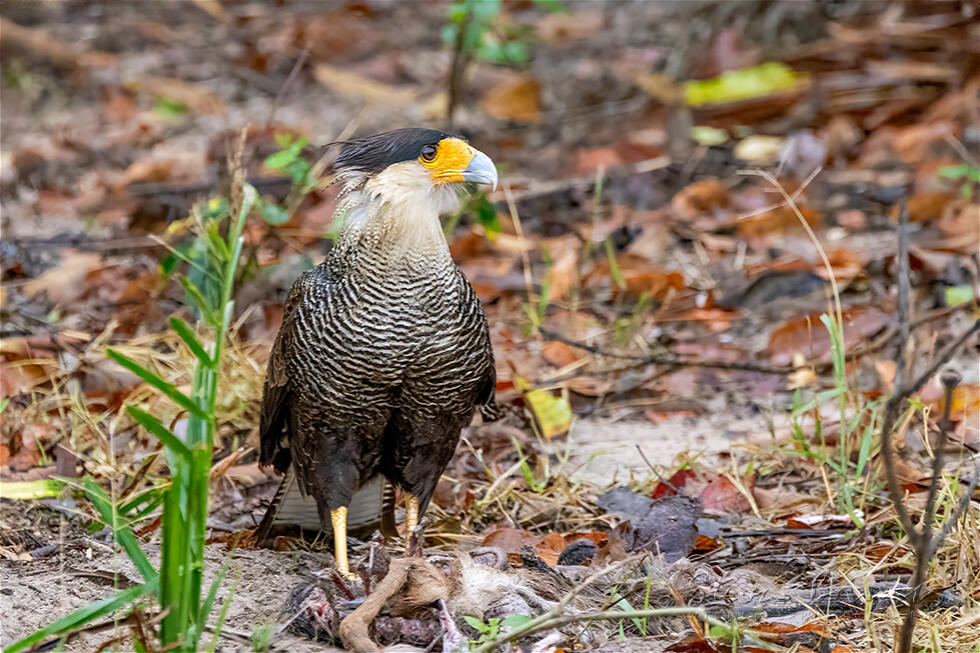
[{"xmin": 330, "ymin": 161, "xmax": 463, "ymax": 268}]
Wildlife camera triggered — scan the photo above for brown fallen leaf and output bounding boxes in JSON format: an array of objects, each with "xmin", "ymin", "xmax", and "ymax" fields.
[
  {"xmin": 700, "ymin": 474, "xmax": 754, "ymax": 513},
  {"xmin": 938, "ymin": 384, "xmax": 979, "ymax": 423},
  {"xmin": 479, "ymin": 73, "xmax": 542, "ymax": 123},
  {"xmin": 0, "ymin": 360, "xmax": 54, "ymax": 398},
  {"xmin": 545, "ymin": 235, "xmax": 580, "ymax": 301},
  {"xmin": 651, "ymin": 469, "xmax": 698, "ymax": 499},
  {"xmin": 314, "ymin": 63, "xmax": 417, "ymax": 105},
  {"xmin": 574, "ymin": 146, "xmax": 624, "ymax": 175},
  {"xmin": 537, "ymin": 10, "xmax": 605, "ymax": 44},
  {"xmin": 7, "ymin": 422, "xmax": 57, "ymax": 472},
  {"xmin": 125, "ymin": 77, "xmax": 225, "ymax": 115},
  {"xmin": 671, "ymin": 178, "xmax": 729, "ymax": 220},
  {"xmin": 481, "ymin": 527, "xmax": 539, "ymax": 554},
  {"xmin": 893, "ymin": 191, "xmax": 954, "ymax": 222},
  {"xmin": 768, "ymin": 307, "xmax": 892, "ymax": 367},
  {"xmin": 541, "ymin": 341, "xmax": 581, "ymax": 368},
  {"xmin": 736, "ymin": 204, "xmax": 824, "ymax": 240},
  {"xmin": 535, "ymin": 531, "xmax": 565, "ymax": 567}
]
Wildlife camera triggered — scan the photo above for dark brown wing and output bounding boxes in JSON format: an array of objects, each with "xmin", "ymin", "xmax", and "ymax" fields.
[
  {"xmin": 464, "ymin": 270, "xmax": 499, "ymax": 423},
  {"xmin": 258, "ymin": 269, "xmax": 314, "ymax": 473}
]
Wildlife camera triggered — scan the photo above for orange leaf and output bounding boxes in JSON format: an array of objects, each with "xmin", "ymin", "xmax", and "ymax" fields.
[
  {"xmin": 939, "ymin": 384, "xmax": 980, "ymax": 422},
  {"xmin": 652, "ymin": 469, "xmax": 697, "ymax": 499},
  {"xmin": 700, "ymin": 475, "xmax": 754, "ymax": 513},
  {"xmin": 535, "ymin": 532, "xmax": 565, "ymax": 567},
  {"xmin": 768, "ymin": 308, "xmax": 891, "ymax": 366},
  {"xmin": 541, "ymin": 341, "xmax": 581, "ymax": 368},
  {"xmin": 480, "ymin": 73, "xmax": 541, "ymax": 123},
  {"xmin": 672, "ymin": 178, "xmax": 729, "ymax": 220},
  {"xmin": 481, "ymin": 527, "xmax": 539, "ymax": 553}
]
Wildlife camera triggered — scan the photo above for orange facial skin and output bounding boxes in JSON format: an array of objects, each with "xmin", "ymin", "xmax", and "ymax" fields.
[{"xmin": 418, "ymin": 137, "xmax": 477, "ymax": 184}]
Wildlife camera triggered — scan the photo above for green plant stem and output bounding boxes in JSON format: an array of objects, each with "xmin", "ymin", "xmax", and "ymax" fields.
[
  {"xmin": 470, "ymin": 607, "xmax": 774, "ymax": 653},
  {"xmin": 159, "ymin": 184, "xmax": 255, "ymax": 650}
]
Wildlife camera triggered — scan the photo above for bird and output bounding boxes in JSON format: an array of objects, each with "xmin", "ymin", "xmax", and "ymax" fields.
[{"xmin": 259, "ymin": 127, "xmax": 499, "ymax": 578}]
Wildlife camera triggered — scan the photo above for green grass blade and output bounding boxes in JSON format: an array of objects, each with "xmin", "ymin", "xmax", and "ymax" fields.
[
  {"xmin": 127, "ymin": 406, "xmax": 193, "ymax": 459},
  {"xmin": 107, "ymin": 349, "xmax": 206, "ymax": 419},
  {"xmin": 169, "ymin": 317, "xmax": 214, "ymax": 367},
  {"xmin": 180, "ymin": 276, "xmax": 216, "ymax": 323},
  {"xmin": 0, "ymin": 478, "xmax": 63, "ymax": 499},
  {"xmin": 605, "ymin": 238, "xmax": 625, "ymax": 290},
  {"xmin": 204, "ymin": 566, "xmax": 236, "ymax": 653},
  {"xmin": 3, "ymin": 580, "xmax": 156, "ymax": 653},
  {"xmin": 118, "ymin": 485, "xmax": 166, "ymax": 518},
  {"xmin": 83, "ymin": 478, "xmax": 158, "ymax": 584}
]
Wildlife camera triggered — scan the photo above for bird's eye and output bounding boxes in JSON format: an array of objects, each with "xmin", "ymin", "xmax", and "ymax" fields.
[{"xmin": 420, "ymin": 144, "xmax": 438, "ymax": 162}]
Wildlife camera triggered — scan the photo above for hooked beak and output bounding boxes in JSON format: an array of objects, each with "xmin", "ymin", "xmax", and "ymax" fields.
[{"xmin": 462, "ymin": 149, "xmax": 498, "ymax": 191}]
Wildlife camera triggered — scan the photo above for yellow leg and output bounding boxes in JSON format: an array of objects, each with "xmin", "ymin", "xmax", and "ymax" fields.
[
  {"xmin": 405, "ymin": 494, "xmax": 420, "ymax": 543},
  {"xmin": 330, "ymin": 507, "xmax": 356, "ymax": 580}
]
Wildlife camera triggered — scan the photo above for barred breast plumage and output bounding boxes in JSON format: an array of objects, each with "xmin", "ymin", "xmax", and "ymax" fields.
[{"xmin": 258, "ymin": 129, "xmax": 498, "ymax": 542}]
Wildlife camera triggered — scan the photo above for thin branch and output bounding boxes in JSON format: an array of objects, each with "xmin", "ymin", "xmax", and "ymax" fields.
[
  {"xmin": 538, "ymin": 328, "xmax": 793, "ymax": 375},
  {"xmin": 928, "ymin": 453, "xmax": 980, "ymax": 559},
  {"xmin": 879, "ymin": 203, "xmax": 980, "ymax": 653},
  {"xmin": 446, "ymin": 5, "xmax": 472, "ymax": 129},
  {"xmin": 880, "ymin": 204, "xmax": 916, "ymax": 537},
  {"xmin": 266, "ymin": 42, "xmax": 311, "ymax": 126},
  {"xmin": 904, "ymin": 319, "xmax": 980, "ymax": 397}
]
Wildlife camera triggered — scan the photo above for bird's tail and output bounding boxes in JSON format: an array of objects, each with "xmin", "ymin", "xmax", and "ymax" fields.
[{"xmin": 255, "ymin": 470, "xmax": 385, "ymax": 544}]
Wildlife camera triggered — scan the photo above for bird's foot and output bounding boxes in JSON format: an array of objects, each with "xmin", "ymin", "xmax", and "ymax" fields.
[{"xmin": 406, "ymin": 522, "xmax": 426, "ymax": 557}]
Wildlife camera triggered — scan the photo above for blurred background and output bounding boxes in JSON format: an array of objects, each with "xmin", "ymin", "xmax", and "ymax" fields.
[
  {"xmin": 2, "ymin": 0, "xmax": 978, "ymax": 501},
  {"xmin": 2, "ymin": 1, "xmax": 980, "ymax": 650}
]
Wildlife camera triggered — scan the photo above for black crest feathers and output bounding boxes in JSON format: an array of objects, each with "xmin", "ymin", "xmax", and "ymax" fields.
[{"xmin": 334, "ymin": 128, "xmax": 451, "ymax": 174}]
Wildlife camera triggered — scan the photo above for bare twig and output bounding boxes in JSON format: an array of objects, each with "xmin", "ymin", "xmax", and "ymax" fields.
[
  {"xmin": 446, "ymin": 4, "xmax": 473, "ymax": 129},
  {"xmin": 903, "ymin": 319, "xmax": 980, "ymax": 398},
  {"xmin": 266, "ymin": 42, "xmax": 311, "ymax": 126},
  {"xmin": 880, "ymin": 204, "xmax": 916, "ymax": 536},
  {"xmin": 538, "ymin": 328, "xmax": 792, "ymax": 374},
  {"xmin": 878, "ymin": 204, "xmax": 980, "ymax": 653}
]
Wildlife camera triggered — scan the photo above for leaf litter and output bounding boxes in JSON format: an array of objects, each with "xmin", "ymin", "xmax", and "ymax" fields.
[{"xmin": 1, "ymin": 1, "xmax": 979, "ymax": 652}]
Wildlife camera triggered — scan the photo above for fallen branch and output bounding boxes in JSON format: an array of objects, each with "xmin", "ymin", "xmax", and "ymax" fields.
[
  {"xmin": 538, "ymin": 328, "xmax": 791, "ymax": 375},
  {"xmin": 539, "ymin": 301, "xmax": 974, "ymax": 380}
]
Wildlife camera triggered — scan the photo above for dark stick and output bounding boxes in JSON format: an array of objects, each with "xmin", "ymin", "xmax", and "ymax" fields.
[
  {"xmin": 881, "ymin": 203, "xmax": 979, "ymax": 653},
  {"xmin": 903, "ymin": 371, "xmax": 959, "ymax": 652},
  {"xmin": 928, "ymin": 451, "xmax": 980, "ymax": 559},
  {"xmin": 266, "ymin": 43, "xmax": 311, "ymax": 127},
  {"xmin": 880, "ymin": 205, "xmax": 916, "ymax": 537},
  {"xmin": 903, "ymin": 319, "xmax": 980, "ymax": 397},
  {"xmin": 446, "ymin": 6, "xmax": 472, "ymax": 129},
  {"xmin": 537, "ymin": 328, "xmax": 791, "ymax": 374}
]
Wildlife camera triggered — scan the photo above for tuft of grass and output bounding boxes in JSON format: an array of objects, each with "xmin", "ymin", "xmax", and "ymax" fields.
[{"xmin": 7, "ymin": 182, "xmax": 258, "ymax": 653}]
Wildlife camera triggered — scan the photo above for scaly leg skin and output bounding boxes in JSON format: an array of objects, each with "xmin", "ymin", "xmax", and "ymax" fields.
[
  {"xmin": 405, "ymin": 494, "xmax": 419, "ymax": 548},
  {"xmin": 331, "ymin": 507, "xmax": 356, "ymax": 580}
]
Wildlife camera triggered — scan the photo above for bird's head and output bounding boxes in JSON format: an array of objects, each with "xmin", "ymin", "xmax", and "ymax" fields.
[{"xmin": 333, "ymin": 128, "xmax": 497, "ymax": 219}]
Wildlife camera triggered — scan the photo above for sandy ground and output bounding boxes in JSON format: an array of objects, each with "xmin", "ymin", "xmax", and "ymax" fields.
[{"xmin": 1, "ymin": 414, "xmax": 756, "ymax": 652}]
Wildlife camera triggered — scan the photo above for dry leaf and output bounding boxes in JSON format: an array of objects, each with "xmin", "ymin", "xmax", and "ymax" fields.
[
  {"xmin": 700, "ymin": 474, "xmax": 754, "ymax": 513},
  {"xmin": 480, "ymin": 73, "xmax": 542, "ymax": 123},
  {"xmin": 313, "ymin": 63, "xmax": 416, "ymax": 105},
  {"xmin": 126, "ymin": 77, "xmax": 225, "ymax": 115},
  {"xmin": 535, "ymin": 532, "xmax": 566, "ymax": 567},
  {"xmin": 768, "ymin": 308, "xmax": 891, "ymax": 366},
  {"xmin": 481, "ymin": 527, "xmax": 539, "ymax": 553},
  {"xmin": 537, "ymin": 11, "xmax": 605, "ymax": 44},
  {"xmin": 541, "ymin": 341, "xmax": 581, "ymax": 368},
  {"xmin": 671, "ymin": 178, "xmax": 729, "ymax": 219}
]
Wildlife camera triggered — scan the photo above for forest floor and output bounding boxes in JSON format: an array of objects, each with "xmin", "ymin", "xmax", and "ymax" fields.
[{"xmin": 1, "ymin": 2, "xmax": 978, "ymax": 652}]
